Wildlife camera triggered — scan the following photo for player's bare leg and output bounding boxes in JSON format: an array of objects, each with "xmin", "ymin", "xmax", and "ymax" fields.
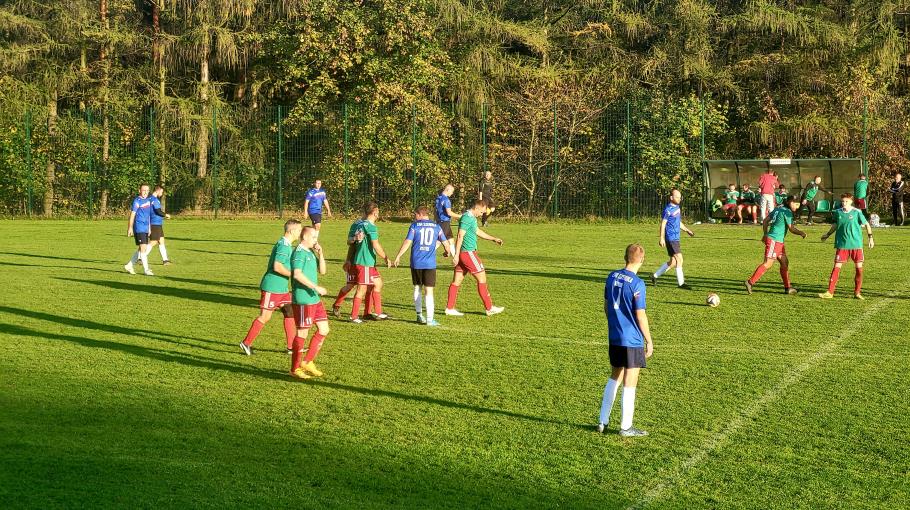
[
  {"xmin": 853, "ymin": 261, "xmax": 864, "ymax": 299},
  {"xmin": 302, "ymin": 320, "xmax": 330, "ymax": 377},
  {"xmin": 241, "ymin": 308, "xmax": 274, "ymax": 355},
  {"xmin": 819, "ymin": 261, "xmax": 844, "ymax": 299},
  {"xmin": 445, "ymin": 269, "xmax": 466, "ymax": 316}
]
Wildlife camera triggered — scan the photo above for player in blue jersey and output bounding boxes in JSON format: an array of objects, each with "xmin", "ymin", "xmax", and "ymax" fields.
[
  {"xmin": 394, "ymin": 206, "xmax": 454, "ymax": 326},
  {"xmin": 435, "ymin": 184, "xmax": 461, "ymax": 255},
  {"xmin": 147, "ymin": 185, "xmax": 172, "ymax": 265},
  {"xmin": 124, "ymin": 183, "xmax": 155, "ymax": 275},
  {"xmin": 597, "ymin": 243, "xmax": 653, "ymax": 437},
  {"xmin": 651, "ymin": 188, "xmax": 695, "ymax": 288},
  {"xmin": 303, "ymin": 179, "xmax": 332, "ymax": 231}
]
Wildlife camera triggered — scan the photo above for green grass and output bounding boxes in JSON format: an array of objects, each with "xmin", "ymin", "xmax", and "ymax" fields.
[{"xmin": 1, "ymin": 219, "xmax": 909, "ymax": 509}]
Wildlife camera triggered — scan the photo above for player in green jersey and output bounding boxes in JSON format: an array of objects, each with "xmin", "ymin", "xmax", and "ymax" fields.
[
  {"xmin": 722, "ymin": 184, "xmax": 741, "ymax": 223},
  {"xmin": 349, "ymin": 202, "xmax": 392, "ymax": 323},
  {"xmin": 774, "ymin": 185, "xmax": 788, "ymax": 206},
  {"xmin": 819, "ymin": 194, "xmax": 874, "ymax": 299},
  {"xmin": 854, "ymin": 173, "xmax": 869, "ymax": 219},
  {"xmin": 289, "ymin": 226, "xmax": 329, "ymax": 380},
  {"xmin": 240, "ymin": 219, "xmax": 302, "ymax": 356},
  {"xmin": 445, "ymin": 199, "xmax": 504, "ymax": 316},
  {"xmin": 738, "ymin": 184, "xmax": 758, "ymax": 223},
  {"xmin": 745, "ymin": 195, "xmax": 806, "ymax": 295}
]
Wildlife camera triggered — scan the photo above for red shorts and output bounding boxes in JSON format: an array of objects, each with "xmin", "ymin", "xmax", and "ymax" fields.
[
  {"xmin": 855, "ymin": 198, "xmax": 867, "ymax": 210},
  {"xmin": 455, "ymin": 251, "xmax": 485, "ymax": 274},
  {"xmin": 345, "ymin": 263, "xmax": 357, "ymax": 285},
  {"xmin": 723, "ymin": 203, "xmax": 737, "ymax": 212},
  {"xmin": 292, "ymin": 302, "xmax": 328, "ymax": 328},
  {"xmin": 355, "ymin": 265, "xmax": 380, "ymax": 285},
  {"xmin": 835, "ymin": 249, "xmax": 864, "ymax": 264},
  {"xmin": 259, "ymin": 291, "xmax": 292, "ymax": 310},
  {"xmin": 764, "ymin": 238, "xmax": 786, "ymax": 260}
]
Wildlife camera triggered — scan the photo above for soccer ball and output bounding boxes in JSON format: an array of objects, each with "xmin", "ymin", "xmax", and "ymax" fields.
[{"xmin": 706, "ymin": 293, "xmax": 720, "ymax": 307}]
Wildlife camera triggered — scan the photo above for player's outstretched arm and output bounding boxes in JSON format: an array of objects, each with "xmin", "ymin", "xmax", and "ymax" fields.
[
  {"xmin": 476, "ymin": 228, "xmax": 503, "ymax": 245},
  {"xmin": 788, "ymin": 224, "xmax": 807, "ymax": 239},
  {"xmin": 636, "ymin": 309, "xmax": 653, "ymax": 358},
  {"xmin": 820, "ymin": 223, "xmax": 837, "ymax": 241},
  {"xmin": 394, "ymin": 239, "xmax": 413, "ymax": 267}
]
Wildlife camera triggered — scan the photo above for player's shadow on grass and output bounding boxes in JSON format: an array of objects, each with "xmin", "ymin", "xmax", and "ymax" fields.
[
  {"xmin": 181, "ymin": 247, "xmax": 264, "ymax": 258},
  {"xmin": 144, "ymin": 235, "xmax": 274, "ymax": 246},
  {"xmin": 53, "ymin": 277, "xmax": 256, "ymax": 308},
  {"xmin": 0, "ymin": 251, "xmax": 112, "ymax": 265},
  {"xmin": 0, "ymin": 305, "xmax": 233, "ymax": 353},
  {"xmin": 487, "ymin": 268, "xmax": 602, "ymax": 283},
  {"xmin": 4, "ymin": 322, "xmax": 583, "ymax": 430}
]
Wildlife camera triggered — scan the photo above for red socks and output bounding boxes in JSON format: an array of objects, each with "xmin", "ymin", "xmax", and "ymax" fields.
[
  {"xmin": 370, "ymin": 291, "xmax": 383, "ymax": 315},
  {"xmin": 447, "ymin": 284, "xmax": 460, "ymax": 309},
  {"xmin": 749, "ymin": 264, "xmax": 768, "ymax": 285},
  {"xmin": 334, "ymin": 287, "xmax": 351, "ymax": 308},
  {"xmin": 781, "ymin": 267, "xmax": 791, "ymax": 289},
  {"xmin": 351, "ymin": 297, "xmax": 362, "ymax": 320},
  {"xmin": 242, "ymin": 318, "xmax": 265, "ymax": 347},
  {"xmin": 291, "ymin": 336, "xmax": 305, "ymax": 371},
  {"xmin": 854, "ymin": 268, "xmax": 863, "ymax": 295},
  {"xmin": 478, "ymin": 283, "xmax": 493, "ymax": 310},
  {"xmin": 363, "ymin": 285, "xmax": 374, "ymax": 316},
  {"xmin": 303, "ymin": 333, "xmax": 326, "ymax": 363},
  {"xmin": 283, "ymin": 317, "xmax": 296, "ymax": 350},
  {"xmin": 828, "ymin": 266, "xmax": 841, "ymax": 294}
]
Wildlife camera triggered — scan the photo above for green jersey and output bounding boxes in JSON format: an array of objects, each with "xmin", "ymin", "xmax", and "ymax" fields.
[
  {"xmin": 290, "ymin": 245, "xmax": 321, "ymax": 305},
  {"xmin": 832, "ymin": 207, "xmax": 868, "ymax": 250},
  {"xmin": 724, "ymin": 190, "xmax": 740, "ymax": 205},
  {"xmin": 740, "ymin": 189, "xmax": 757, "ymax": 203},
  {"xmin": 854, "ymin": 179, "xmax": 869, "ymax": 200},
  {"xmin": 459, "ymin": 210, "xmax": 479, "ymax": 252},
  {"xmin": 774, "ymin": 191, "xmax": 788, "ymax": 205},
  {"xmin": 350, "ymin": 219, "xmax": 379, "ymax": 267},
  {"xmin": 766, "ymin": 206, "xmax": 793, "ymax": 242},
  {"xmin": 803, "ymin": 182, "xmax": 820, "ymax": 201},
  {"xmin": 260, "ymin": 237, "xmax": 293, "ymax": 293}
]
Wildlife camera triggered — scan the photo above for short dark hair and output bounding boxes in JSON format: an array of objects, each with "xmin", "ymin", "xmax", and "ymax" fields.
[
  {"xmin": 779, "ymin": 184, "xmax": 786, "ymax": 189},
  {"xmin": 625, "ymin": 243, "xmax": 645, "ymax": 264},
  {"xmin": 841, "ymin": 193, "xmax": 854, "ymax": 200},
  {"xmin": 363, "ymin": 201, "xmax": 379, "ymax": 216},
  {"xmin": 786, "ymin": 194, "xmax": 799, "ymax": 204},
  {"xmin": 284, "ymin": 219, "xmax": 301, "ymax": 232},
  {"xmin": 415, "ymin": 205, "xmax": 430, "ymax": 216},
  {"xmin": 473, "ymin": 199, "xmax": 486, "ymax": 209},
  {"xmin": 154, "ymin": 185, "xmax": 164, "ymax": 192}
]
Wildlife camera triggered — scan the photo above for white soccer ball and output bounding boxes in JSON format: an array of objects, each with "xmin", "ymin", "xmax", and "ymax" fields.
[{"xmin": 706, "ymin": 293, "xmax": 720, "ymax": 307}]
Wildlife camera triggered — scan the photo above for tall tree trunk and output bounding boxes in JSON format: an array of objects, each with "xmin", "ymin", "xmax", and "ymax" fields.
[
  {"xmin": 100, "ymin": 113, "xmax": 110, "ymax": 215},
  {"xmin": 99, "ymin": 0, "xmax": 111, "ymax": 215},
  {"xmin": 153, "ymin": 0, "xmax": 167, "ymax": 209},
  {"xmin": 195, "ymin": 32, "xmax": 210, "ymax": 212},
  {"xmin": 44, "ymin": 90, "xmax": 57, "ymax": 216}
]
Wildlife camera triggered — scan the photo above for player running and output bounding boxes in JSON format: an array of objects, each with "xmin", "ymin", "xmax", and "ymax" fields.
[
  {"xmin": 596, "ymin": 243, "xmax": 653, "ymax": 437},
  {"xmin": 394, "ymin": 206, "xmax": 454, "ymax": 326},
  {"xmin": 745, "ymin": 195, "xmax": 807, "ymax": 295},
  {"xmin": 349, "ymin": 202, "xmax": 392, "ymax": 323},
  {"xmin": 303, "ymin": 179, "xmax": 332, "ymax": 231},
  {"xmin": 435, "ymin": 184, "xmax": 461, "ymax": 255},
  {"xmin": 651, "ymin": 189, "xmax": 695, "ymax": 288},
  {"xmin": 239, "ymin": 219, "xmax": 302, "ymax": 355},
  {"xmin": 124, "ymin": 184, "xmax": 155, "ymax": 276},
  {"xmin": 819, "ymin": 194, "xmax": 874, "ymax": 300},
  {"xmin": 445, "ymin": 199, "xmax": 505, "ymax": 316},
  {"xmin": 147, "ymin": 185, "xmax": 172, "ymax": 265},
  {"xmin": 289, "ymin": 226, "xmax": 330, "ymax": 380}
]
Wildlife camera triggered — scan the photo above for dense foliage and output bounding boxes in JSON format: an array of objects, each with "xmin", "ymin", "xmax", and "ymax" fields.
[{"xmin": 0, "ymin": 0, "xmax": 907, "ymax": 216}]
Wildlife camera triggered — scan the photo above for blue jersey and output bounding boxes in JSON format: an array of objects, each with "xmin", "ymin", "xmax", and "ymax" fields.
[
  {"xmin": 435, "ymin": 194, "xmax": 452, "ymax": 222},
  {"xmin": 605, "ymin": 269, "xmax": 646, "ymax": 348},
  {"xmin": 405, "ymin": 220, "xmax": 447, "ymax": 269},
  {"xmin": 149, "ymin": 196, "xmax": 164, "ymax": 226},
  {"xmin": 662, "ymin": 203, "xmax": 681, "ymax": 241},
  {"xmin": 131, "ymin": 195, "xmax": 153, "ymax": 233},
  {"xmin": 305, "ymin": 188, "xmax": 327, "ymax": 213}
]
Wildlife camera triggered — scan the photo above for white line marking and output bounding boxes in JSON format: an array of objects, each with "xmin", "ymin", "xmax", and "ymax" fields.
[{"xmin": 627, "ymin": 292, "xmax": 897, "ymax": 510}]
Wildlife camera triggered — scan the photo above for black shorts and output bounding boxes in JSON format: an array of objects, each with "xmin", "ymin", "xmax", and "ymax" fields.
[
  {"xmin": 438, "ymin": 221, "xmax": 453, "ymax": 239},
  {"xmin": 134, "ymin": 232, "xmax": 149, "ymax": 246},
  {"xmin": 608, "ymin": 345, "xmax": 647, "ymax": 369},
  {"xmin": 410, "ymin": 268, "xmax": 437, "ymax": 287},
  {"xmin": 150, "ymin": 225, "xmax": 164, "ymax": 241},
  {"xmin": 665, "ymin": 240, "xmax": 681, "ymax": 257},
  {"xmin": 309, "ymin": 213, "xmax": 323, "ymax": 225}
]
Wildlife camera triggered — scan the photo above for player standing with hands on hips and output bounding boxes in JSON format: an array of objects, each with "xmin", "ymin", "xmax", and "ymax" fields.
[
  {"xmin": 597, "ymin": 243, "xmax": 653, "ymax": 437},
  {"xmin": 651, "ymin": 189, "xmax": 695, "ymax": 289}
]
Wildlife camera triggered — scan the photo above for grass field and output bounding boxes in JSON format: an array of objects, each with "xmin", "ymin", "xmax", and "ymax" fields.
[{"xmin": 2, "ymin": 218, "xmax": 909, "ymax": 509}]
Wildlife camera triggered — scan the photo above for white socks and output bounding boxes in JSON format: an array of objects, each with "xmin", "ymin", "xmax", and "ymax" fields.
[
  {"xmin": 413, "ymin": 286, "xmax": 422, "ymax": 315},
  {"xmin": 676, "ymin": 266, "xmax": 685, "ymax": 286},
  {"xmin": 620, "ymin": 386, "xmax": 637, "ymax": 430},
  {"xmin": 158, "ymin": 244, "xmax": 169, "ymax": 261},
  {"xmin": 654, "ymin": 262, "xmax": 670, "ymax": 278},
  {"xmin": 139, "ymin": 246, "xmax": 150, "ymax": 273},
  {"xmin": 599, "ymin": 378, "xmax": 620, "ymax": 425},
  {"xmin": 128, "ymin": 251, "xmax": 139, "ymax": 265},
  {"xmin": 425, "ymin": 292, "xmax": 435, "ymax": 322}
]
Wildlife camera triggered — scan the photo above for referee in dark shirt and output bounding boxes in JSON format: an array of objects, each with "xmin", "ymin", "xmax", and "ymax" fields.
[
  {"xmin": 478, "ymin": 170, "xmax": 495, "ymax": 227},
  {"xmin": 890, "ymin": 172, "xmax": 905, "ymax": 226}
]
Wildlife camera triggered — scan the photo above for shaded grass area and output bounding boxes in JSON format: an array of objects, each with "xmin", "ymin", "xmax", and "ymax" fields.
[{"xmin": 1, "ymin": 219, "xmax": 908, "ymax": 508}]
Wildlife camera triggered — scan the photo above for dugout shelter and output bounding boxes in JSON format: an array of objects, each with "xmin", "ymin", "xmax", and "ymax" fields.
[{"xmin": 703, "ymin": 158, "xmax": 866, "ymax": 220}]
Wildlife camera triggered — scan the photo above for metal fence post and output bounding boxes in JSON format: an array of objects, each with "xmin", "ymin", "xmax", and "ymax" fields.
[
  {"xmin": 343, "ymin": 103, "xmax": 349, "ymax": 213},
  {"xmin": 86, "ymin": 109, "xmax": 94, "ymax": 217},
  {"xmin": 25, "ymin": 109, "xmax": 34, "ymax": 216},
  {"xmin": 552, "ymin": 99, "xmax": 559, "ymax": 218},
  {"xmin": 701, "ymin": 97, "xmax": 708, "ymax": 220},
  {"xmin": 862, "ymin": 96, "xmax": 868, "ymax": 175},
  {"xmin": 411, "ymin": 102, "xmax": 418, "ymax": 210},
  {"xmin": 482, "ymin": 101, "xmax": 488, "ymax": 173},
  {"xmin": 625, "ymin": 99, "xmax": 632, "ymax": 221},
  {"xmin": 148, "ymin": 107, "xmax": 156, "ymax": 183},
  {"xmin": 277, "ymin": 105, "xmax": 284, "ymax": 218},
  {"xmin": 212, "ymin": 106, "xmax": 219, "ymax": 219}
]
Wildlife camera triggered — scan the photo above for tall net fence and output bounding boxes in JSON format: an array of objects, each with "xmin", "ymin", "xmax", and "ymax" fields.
[{"xmin": 0, "ymin": 95, "xmax": 900, "ymax": 220}]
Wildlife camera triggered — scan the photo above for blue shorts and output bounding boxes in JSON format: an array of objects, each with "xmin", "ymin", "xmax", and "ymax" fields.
[
  {"xmin": 665, "ymin": 240, "xmax": 681, "ymax": 257},
  {"xmin": 309, "ymin": 213, "xmax": 323, "ymax": 225},
  {"xmin": 609, "ymin": 345, "xmax": 646, "ymax": 369}
]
